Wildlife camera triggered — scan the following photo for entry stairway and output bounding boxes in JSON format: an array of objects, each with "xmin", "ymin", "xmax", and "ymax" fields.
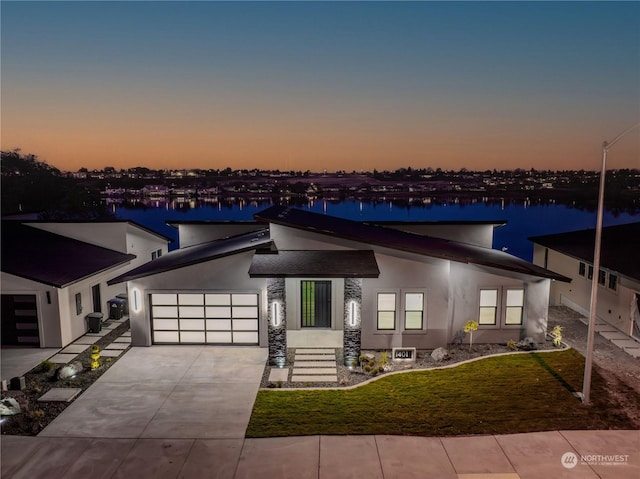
[{"xmin": 291, "ymin": 348, "xmax": 338, "ymax": 383}]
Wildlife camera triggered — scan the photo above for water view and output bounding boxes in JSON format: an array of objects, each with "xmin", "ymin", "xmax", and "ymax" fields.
[{"xmin": 110, "ymin": 197, "xmax": 639, "ymax": 261}]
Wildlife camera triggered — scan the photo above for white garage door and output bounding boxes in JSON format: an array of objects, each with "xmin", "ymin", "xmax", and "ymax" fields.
[{"xmin": 151, "ymin": 292, "xmax": 259, "ymax": 345}]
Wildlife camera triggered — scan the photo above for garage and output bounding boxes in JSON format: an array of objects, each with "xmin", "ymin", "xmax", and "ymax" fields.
[{"xmin": 150, "ymin": 292, "xmax": 259, "ymax": 345}]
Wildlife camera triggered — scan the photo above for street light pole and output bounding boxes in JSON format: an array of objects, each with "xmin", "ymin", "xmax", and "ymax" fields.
[{"xmin": 582, "ymin": 122, "xmax": 639, "ymax": 405}]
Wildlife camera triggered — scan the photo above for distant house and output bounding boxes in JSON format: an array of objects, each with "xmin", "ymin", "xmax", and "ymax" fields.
[
  {"xmin": 141, "ymin": 185, "xmax": 170, "ymax": 198},
  {"xmin": 1, "ymin": 221, "xmax": 170, "ymax": 348},
  {"xmin": 530, "ymin": 222, "xmax": 640, "ymax": 340},
  {"xmin": 108, "ymin": 206, "xmax": 566, "ymax": 366}
]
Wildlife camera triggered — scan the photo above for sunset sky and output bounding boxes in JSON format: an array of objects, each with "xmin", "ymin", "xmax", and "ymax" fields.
[{"xmin": 2, "ymin": 1, "xmax": 639, "ymax": 172}]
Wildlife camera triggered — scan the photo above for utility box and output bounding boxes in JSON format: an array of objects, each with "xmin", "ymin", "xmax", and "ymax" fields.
[
  {"xmin": 86, "ymin": 312, "xmax": 104, "ymax": 333},
  {"xmin": 116, "ymin": 293, "xmax": 129, "ymax": 315},
  {"xmin": 108, "ymin": 298, "xmax": 126, "ymax": 320}
]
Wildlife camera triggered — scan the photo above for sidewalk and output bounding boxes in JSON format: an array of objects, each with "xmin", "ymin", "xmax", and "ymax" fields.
[{"xmin": 1, "ymin": 430, "xmax": 638, "ymax": 478}]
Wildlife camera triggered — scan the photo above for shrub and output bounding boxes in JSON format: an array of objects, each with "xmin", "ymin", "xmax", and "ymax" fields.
[
  {"xmin": 506, "ymin": 340, "xmax": 518, "ymax": 351},
  {"xmin": 38, "ymin": 359, "xmax": 55, "ymax": 373},
  {"xmin": 550, "ymin": 325, "xmax": 564, "ymax": 347}
]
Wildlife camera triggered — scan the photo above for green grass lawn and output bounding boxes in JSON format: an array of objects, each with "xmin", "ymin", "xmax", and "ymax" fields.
[{"xmin": 246, "ymin": 349, "xmax": 635, "ymax": 437}]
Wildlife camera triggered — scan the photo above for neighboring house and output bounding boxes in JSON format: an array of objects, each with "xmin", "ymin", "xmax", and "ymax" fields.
[
  {"xmin": 1, "ymin": 221, "xmax": 171, "ymax": 348},
  {"xmin": 109, "ymin": 206, "xmax": 567, "ymax": 366},
  {"xmin": 530, "ymin": 222, "xmax": 640, "ymax": 339}
]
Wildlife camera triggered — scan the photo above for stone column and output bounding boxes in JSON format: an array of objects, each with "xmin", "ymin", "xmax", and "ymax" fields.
[
  {"xmin": 343, "ymin": 278, "xmax": 362, "ymax": 367},
  {"xmin": 267, "ymin": 278, "xmax": 287, "ymax": 367}
]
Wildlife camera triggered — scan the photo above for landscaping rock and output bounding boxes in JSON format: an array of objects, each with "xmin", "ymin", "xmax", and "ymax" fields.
[
  {"xmin": 0, "ymin": 397, "xmax": 21, "ymax": 416},
  {"xmin": 518, "ymin": 337, "xmax": 537, "ymax": 351},
  {"xmin": 431, "ymin": 347, "xmax": 449, "ymax": 362},
  {"xmin": 58, "ymin": 361, "xmax": 84, "ymax": 380}
]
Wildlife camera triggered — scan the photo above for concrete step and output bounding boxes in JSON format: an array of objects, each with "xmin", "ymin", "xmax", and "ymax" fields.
[
  {"xmin": 294, "ymin": 348, "xmax": 335, "ymax": 354},
  {"xmin": 291, "ymin": 375, "xmax": 337, "ymax": 382},
  {"xmin": 292, "ymin": 368, "xmax": 337, "ymax": 375},
  {"xmin": 293, "ymin": 361, "xmax": 337, "ymax": 368},
  {"xmin": 601, "ymin": 331, "xmax": 631, "ymax": 341},
  {"xmin": 294, "ymin": 354, "xmax": 336, "ymax": 361}
]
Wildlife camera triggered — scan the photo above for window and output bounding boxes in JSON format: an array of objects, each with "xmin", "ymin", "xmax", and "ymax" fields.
[
  {"xmin": 151, "ymin": 249, "xmax": 163, "ymax": 260},
  {"xmin": 598, "ymin": 269, "xmax": 606, "ymax": 286},
  {"xmin": 588, "ymin": 265, "xmax": 594, "ymax": 280},
  {"xmin": 404, "ymin": 292, "xmax": 424, "ymax": 330},
  {"xmin": 505, "ymin": 289, "xmax": 525, "ymax": 325},
  {"xmin": 478, "ymin": 289, "xmax": 498, "ymax": 325},
  {"xmin": 156, "ymin": 249, "xmax": 162, "ymax": 258},
  {"xmin": 608, "ymin": 274, "xmax": 618, "ymax": 291},
  {"xmin": 578, "ymin": 262, "xmax": 586, "ymax": 277},
  {"xmin": 75, "ymin": 293, "xmax": 82, "ymax": 315},
  {"xmin": 377, "ymin": 293, "xmax": 396, "ymax": 330}
]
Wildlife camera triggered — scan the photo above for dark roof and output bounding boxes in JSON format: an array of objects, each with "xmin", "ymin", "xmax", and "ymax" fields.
[
  {"xmin": 108, "ymin": 229, "xmax": 272, "ymax": 284},
  {"xmin": 166, "ymin": 220, "xmax": 260, "ymax": 228},
  {"xmin": 21, "ymin": 219, "xmax": 172, "ymax": 243},
  {"xmin": 249, "ymin": 250, "xmax": 380, "ymax": 278},
  {"xmin": 255, "ymin": 206, "xmax": 569, "ymax": 282},
  {"xmin": 529, "ymin": 222, "xmax": 640, "ymax": 281},
  {"xmin": 1, "ymin": 221, "xmax": 136, "ymax": 288},
  {"xmin": 373, "ymin": 220, "xmax": 506, "ymax": 227}
]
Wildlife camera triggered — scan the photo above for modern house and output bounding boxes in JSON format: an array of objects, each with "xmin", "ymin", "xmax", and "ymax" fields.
[
  {"xmin": 1, "ymin": 220, "xmax": 171, "ymax": 348},
  {"xmin": 530, "ymin": 222, "xmax": 640, "ymax": 340},
  {"xmin": 108, "ymin": 206, "xmax": 567, "ymax": 366}
]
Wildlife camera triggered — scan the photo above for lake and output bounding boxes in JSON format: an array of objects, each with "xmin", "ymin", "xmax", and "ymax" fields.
[{"xmin": 109, "ymin": 197, "xmax": 639, "ymax": 261}]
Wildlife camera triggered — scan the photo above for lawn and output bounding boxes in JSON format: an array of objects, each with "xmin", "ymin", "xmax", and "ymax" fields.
[{"xmin": 246, "ymin": 349, "xmax": 635, "ymax": 437}]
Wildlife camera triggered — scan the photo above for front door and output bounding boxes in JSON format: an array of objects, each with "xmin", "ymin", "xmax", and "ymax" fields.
[{"xmin": 301, "ymin": 280, "xmax": 331, "ymax": 328}]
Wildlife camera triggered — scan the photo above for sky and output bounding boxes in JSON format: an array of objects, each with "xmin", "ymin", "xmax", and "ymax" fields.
[{"xmin": 1, "ymin": 1, "xmax": 639, "ymax": 172}]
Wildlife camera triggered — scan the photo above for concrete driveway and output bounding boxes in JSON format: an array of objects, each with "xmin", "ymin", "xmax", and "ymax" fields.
[{"xmin": 39, "ymin": 346, "xmax": 268, "ymax": 439}]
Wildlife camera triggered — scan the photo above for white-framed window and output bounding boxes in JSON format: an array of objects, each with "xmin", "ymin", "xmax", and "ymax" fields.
[
  {"xmin": 478, "ymin": 289, "xmax": 498, "ymax": 325},
  {"xmin": 151, "ymin": 249, "xmax": 163, "ymax": 260},
  {"xmin": 478, "ymin": 287, "xmax": 525, "ymax": 327},
  {"xmin": 608, "ymin": 274, "xmax": 618, "ymax": 291},
  {"xmin": 598, "ymin": 269, "xmax": 606, "ymax": 286},
  {"xmin": 75, "ymin": 293, "xmax": 82, "ymax": 315},
  {"xmin": 505, "ymin": 289, "xmax": 525, "ymax": 325},
  {"xmin": 377, "ymin": 293, "xmax": 396, "ymax": 330},
  {"xmin": 404, "ymin": 292, "xmax": 424, "ymax": 330}
]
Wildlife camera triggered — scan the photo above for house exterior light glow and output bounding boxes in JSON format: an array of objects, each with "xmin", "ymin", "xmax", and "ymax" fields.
[
  {"xmin": 349, "ymin": 301, "xmax": 357, "ymax": 327},
  {"xmin": 272, "ymin": 301, "xmax": 281, "ymax": 327}
]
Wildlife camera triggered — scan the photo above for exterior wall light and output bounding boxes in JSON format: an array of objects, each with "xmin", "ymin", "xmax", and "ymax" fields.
[
  {"xmin": 272, "ymin": 301, "xmax": 281, "ymax": 327},
  {"xmin": 132, "ymin": 288, "xmax": 142, "ymax": 313},
  {"xmin": 349, "ymin": 300, "xmax": 358, "ymax": 327}
]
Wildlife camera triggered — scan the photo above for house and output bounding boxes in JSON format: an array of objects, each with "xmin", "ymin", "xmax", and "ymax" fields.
[
  {"xmin": 1, "ymin": 220, "xmax": 171, "ymax": 348},
  {"xmin": 530, "ymin": 222, "xmax": 640, "ymax": 339},
  {"xmin": 108, "ymin": 206, "xmax": 567, "ymax": 366}
]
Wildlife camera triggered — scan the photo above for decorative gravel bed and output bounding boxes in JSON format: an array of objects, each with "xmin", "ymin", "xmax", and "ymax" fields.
[
  {"xmin": 260, "ymin": 339, "xmax": 560, "ymax": 389},
  {"xmin": 1, "ymin": 320, "xmax": 131, "ymax": 436}
]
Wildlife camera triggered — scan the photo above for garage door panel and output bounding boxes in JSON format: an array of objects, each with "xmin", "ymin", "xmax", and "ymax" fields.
[
  {"xmin": 178, "ymin": 294, "xmax": 204, "ymax": 305},
  {"xmin": 180, "ymin": 319, "xmax": 205, "ymax": 330},
  {"xmin": 233, "ymin": 332, "xmax": 259, "ymax": 343},
  {"xmin": 205, "ymin": 294, "xmax": 231, "ymax": 306},
  {"xmin": 207, "ymin": 332, "xmax": 232, "ymax": 343},
  {"xmin": 154, "ymin": 319, "xmax": 179, "ymax": 330},
  {"xmin": 153, "ymin": 306, "xmax": 178, "ymax": 317},
  {"xmin": 155, "ymin": 331, "xmax": 179, "ymax": 343},
  {"xmin": 180, "ymin": 331, "xmax": 206, "ymax": 343},
  {"xmin": 152, "ymin": 294, "xmax": 177, "ymax": 305},
  {"xmin": 206, "ymin": 306, "xmax": 231, "ymax": 318},
  {"xmin": 152, "ymin": 292, "xmax": 259, "ymax": 345},
  {"xmin": 232, "ymin": 306, "xmax": 258, "ymax": 318},
  {"xmin": 206, "ymin": 319, "xmax": 232, "ymax": 330},
  {"xmin": 178, "ymin": 306, "xmax": 205, "ymax": 318},
  {"xmin": 232, "ymin": 319, "xmax": 258, "ymax": 331}
]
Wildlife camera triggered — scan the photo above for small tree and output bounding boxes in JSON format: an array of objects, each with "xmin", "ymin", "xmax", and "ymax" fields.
[
  {"xmin": 464, "ymin": 320, "xmax": 479, "ymax": 352},
  {"xmin": 550, "ymin": 325, "xmax": 563, "ymax": 347}
]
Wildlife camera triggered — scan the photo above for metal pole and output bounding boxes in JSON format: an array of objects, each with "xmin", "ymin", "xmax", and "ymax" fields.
[
  {"xmin": 581, "ymin": 122, "xmax": 639, "ymax": 404},
  {"xmin": 581, "ymin": 144, "xmax": 607, "ymax": 405}
]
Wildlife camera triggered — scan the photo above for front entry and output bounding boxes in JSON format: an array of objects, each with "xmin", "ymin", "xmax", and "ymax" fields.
[{"xmin": 301, "ymin": 280, "xmax": 331, "ymax": 328}]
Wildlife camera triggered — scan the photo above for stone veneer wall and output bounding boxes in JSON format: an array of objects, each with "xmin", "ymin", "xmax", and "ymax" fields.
[
  {"xmin": 267, "ymin": 278, "xmax": 287, "ymax": 367},
  {"xmin": 343, "ymin": 278, "xmax": 362, "ymax": 366}
]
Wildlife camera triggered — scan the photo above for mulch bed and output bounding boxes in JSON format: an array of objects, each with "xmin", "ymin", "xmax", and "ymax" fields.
[{"xmin": 1, "ymin": 320, "xmax": 131, "ymax": 436}]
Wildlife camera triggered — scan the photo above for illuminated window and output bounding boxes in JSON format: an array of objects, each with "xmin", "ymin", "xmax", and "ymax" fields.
[
  {"xmin": 505, "ymin": 289, "xmax": 525, "ymax": 325},
  {"xmin": 377, "ymin": 293, "xmax": 396, "ymax": 330},
  {"xmin": 478, "ymin": 289, "xmax": 498, "ymax": 325},
  {"xmin": 404, "ymin": 292, "xmax": 424, "ymax": 330}
]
